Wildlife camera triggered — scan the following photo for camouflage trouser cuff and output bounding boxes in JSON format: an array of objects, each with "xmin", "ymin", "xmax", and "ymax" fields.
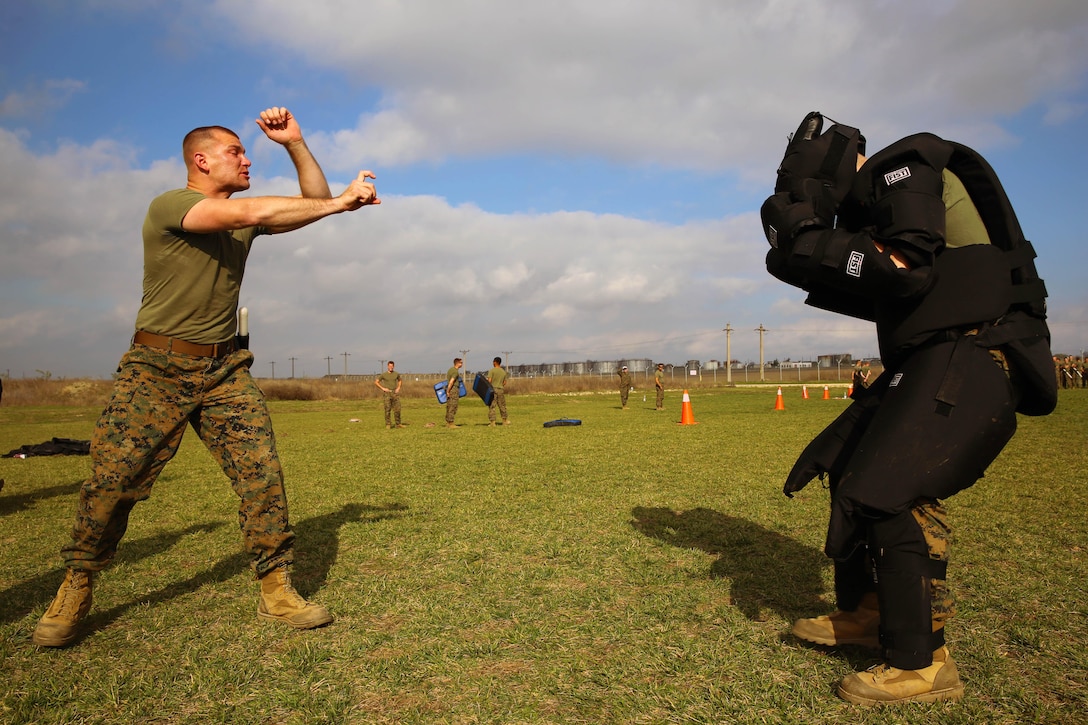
[{"xmin": 254, "ymin": 553, "xmax": 293, "ymax": 579}]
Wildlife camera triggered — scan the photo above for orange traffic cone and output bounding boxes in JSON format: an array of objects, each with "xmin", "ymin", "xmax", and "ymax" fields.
[
  {"xmin": 678, "ymin": 390, "xmax": 698, "ymax": 425},
  {"xmin": 774, "ymin": 387, "xmax": 785, "ymax": 410},
  {"xmin": 847, "ymin": 383, "xmax": 854, "ymax": 398},
  {"xmin": 822, "ymin": 385, "xmax": 830, "ymax": 400},
  {"xmin": 802, "ymin": 385, "xmax": 809, "ymax": 399}
]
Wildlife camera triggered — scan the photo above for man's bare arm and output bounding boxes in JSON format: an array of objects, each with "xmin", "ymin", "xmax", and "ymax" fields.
[
  {"xmin": 256, "ymin": 107, "xmax": 332, "ymax": 199},
  {"xmin": 285, "ymin": 138, "xmax": 332, "ymax": 199},
  {"xmin": 182, "ymin": 171, "xmax": 379, "ymax": 234}
]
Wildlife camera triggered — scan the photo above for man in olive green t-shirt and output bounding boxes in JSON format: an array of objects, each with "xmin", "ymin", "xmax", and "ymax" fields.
[
  {"xmin": 445, "ymin": 358, "xmax": 464, "ymax": 428},
  {"xmin": 34, "ymin": 107, "xmax": 380, "ymax": 648},
  {"xmin": 654, "ymin": 363, "xmax": 665, "ymax": 410},
  {"xmin": 617, "ymin": 366, "xmax": 632, "ymax": 410},
  {"xmin": 486, "ymin": 356, "xmax": 510, "ymax": 426},
  {"xmin": 376, "ymin": 360, "xmax": 404, "ymax": 428}
]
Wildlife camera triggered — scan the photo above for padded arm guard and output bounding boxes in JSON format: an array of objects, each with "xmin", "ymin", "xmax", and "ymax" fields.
[
  {"xmin": 763, "ymin": 196, "xmax": 934, "ymax": 301},
  {"xmin": 773, "ymin": 112, "xmax": 865, "ymax": 224},
  {"xmin": 794, "ymin": 226, "xmax": 934, "ymax": 300},
  {"xmin": 764, "ymin": 130, "xmax": 956, "ymax": 303},
  {"xmin": 761, "ymin": 192, "xmax": 822, "ymax": 250}
]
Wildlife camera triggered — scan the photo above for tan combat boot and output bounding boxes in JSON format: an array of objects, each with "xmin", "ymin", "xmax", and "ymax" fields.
[
  {"xmin": 837, "ymin": 646, "xmax": 964, "ymax": 705},
  {"xmin": 792, "ymin": 591, "xmax": 881, "ymax": 648},
  {"xmin": 257, "ymin": 568, "xmax": 333, "ymax": 630},
  {"xmin": 33, "ymin": 569, "xmax": 93, "ymax": 647}
]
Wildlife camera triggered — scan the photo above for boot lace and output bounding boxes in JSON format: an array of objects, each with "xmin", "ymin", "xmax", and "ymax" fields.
[
  {"xmin": 276, "ymin": 573, "xmax": 311, "ymax": 608},
  {"xmin": 52, "ymin": 572, "xmax": 90, "ymax": 617},
  {"xmin": 864, "ymin": 663, "xmax": 897, "ymax": 683}
]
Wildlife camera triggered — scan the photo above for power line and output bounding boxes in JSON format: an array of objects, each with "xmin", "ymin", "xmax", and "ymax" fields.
[{"xmin": 511, "ymin": 324, "xmax": 878, "ymax": 359}]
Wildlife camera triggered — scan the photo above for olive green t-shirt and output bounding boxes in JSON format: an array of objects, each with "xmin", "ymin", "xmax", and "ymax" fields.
[
  {"xmin": 447, "ymin": 367, "xmax": 461, "ymax": 390},
  {"xmin": 378, "ymin": 370, "xmax": 401, "ymax": 391},
  {"xmin": 943, "ymin": 169, "xmax": 990, "ymax": 249},
  {"xmin": 134, "ymin": 188, "xmax": 266, "ymax": 344},
  {"xmin": 487, "ymin": 366, "xmax": 508, "ymax": 390}
]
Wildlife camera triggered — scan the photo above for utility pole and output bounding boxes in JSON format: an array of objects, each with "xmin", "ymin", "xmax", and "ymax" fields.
[
  {"xmin": 289, "ymin": 357, "xmax": 297, "ymax": 379},
  {"xmin": 324, "ymin": 356, "xmax": 333, "ymax": 376},
  {"xmin": 341, "ymin": 352, "xmax": 350, "ymax": 376},
  {"xmin": 269, "ymin": 361, "xmax": 275, "ymax": 379},
  {"xmin": 723, "ymin": 323, "xmax": 733, "ymax": 385},
  {"xmin": 460, "ymin": 349, "xmax": 470, "ymax": 373},
  {"xmin": 755, "ymin": 324, "xmax": 767, "ymax": 382}
]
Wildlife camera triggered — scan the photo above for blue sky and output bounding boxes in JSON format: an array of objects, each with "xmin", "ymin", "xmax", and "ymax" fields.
[{"xmin": 2, "ymin": 0, "xmax": 1087, "ymax": 379}]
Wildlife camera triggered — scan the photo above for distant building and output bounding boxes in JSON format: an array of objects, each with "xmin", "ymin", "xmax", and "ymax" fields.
[
  {"xmin": 510, "ymin": 357, "xmax": 653, "ymax": 377},
  {"xmin": 817, "ymin": 353, "xmax": 854, "ymax": 368}
]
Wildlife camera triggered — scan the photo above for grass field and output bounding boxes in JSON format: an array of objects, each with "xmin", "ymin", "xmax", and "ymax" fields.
[{"xmin": 1, "ymin": 385, "xmax": 1085, "ymax": 724}]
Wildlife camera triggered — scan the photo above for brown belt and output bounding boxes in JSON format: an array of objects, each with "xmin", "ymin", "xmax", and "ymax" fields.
[{"xmin": 133, "ymin": 330, "xmax": 237, "ymax": 358}]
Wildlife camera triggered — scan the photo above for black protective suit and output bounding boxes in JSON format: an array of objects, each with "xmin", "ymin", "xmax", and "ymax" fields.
[{"xmin": 761, "ymin": 113, "xmax": 1055, "ymax": 670}]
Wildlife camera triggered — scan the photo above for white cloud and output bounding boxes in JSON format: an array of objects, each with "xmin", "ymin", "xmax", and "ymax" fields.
[
  {"xmin": 0, "ymin": 123, "xmax": 782, "ymax": 374},
  {"xmin": 0, "ymin": 128, "xmax": 172, "ymax": 298},
  {"xmin": 3, "ymin": 1, "xmax": 1086, "ymax": 376},
  {"xmin": 489, "ymin": 262, "xmax": 532, "ymax": 294},
  {"xmin": 4, "ymin": 114, "xmax": 1078, "ymax": 376},
  {"xmin": 539, "ymin": 304, "xmax": 577, "ymax": 327},
  {"xmin": 1042, "ymin": 100, "xmax": 1087, "ymax": 126},
  {"xmin": 0, "ymin": 79, "xmax": 86, "ymax": 119},
  {"xmin": 212, "ymin": 0, "xmax": 1088, "ymax": 171}
]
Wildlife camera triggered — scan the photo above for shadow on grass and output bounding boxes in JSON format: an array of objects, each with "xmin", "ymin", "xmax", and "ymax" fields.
[
  {"xmin": 17, "ymin": 502, "xmax": 409, "ymax": 644},
  {"xmin": 630, "ymin": 506, "xmax": 830, "ymax": 621},
  {"xmin": 292, "ymin": 502, "xmax": 409, "ymax": 597},
  {"xmin": 2, "ymin": 522, "xmax": 224, "ymax": 626},
  {"xmin": 0, "ymin": 480, "xmax": 83, "ymax": 517}
]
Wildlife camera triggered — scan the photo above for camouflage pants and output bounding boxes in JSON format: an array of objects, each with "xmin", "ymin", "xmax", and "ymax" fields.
[
  {"xmin": 832, "ymin": 498, "xmax": 954, "ymax": 632},
  {"xmin": 62, "ymin": 345, "xmax": 293, "ymax": 577},
  {"xmin": 912, "ymin": 499, "xmax": 955, "ymax": 629},
  {"xmin": 383, "ymin": 392, "xmax": 401, "ymax": 426},
  {"xmin": 619, "ymin": 387, "xmax": 629, "ymax": 407},
  {"xmin": 655, "ymin": 386, "xmax": 664, "ymax": 409},
  {"xmin": 488, "ymin": 390, "xmax": 507, "ymax": 422},
  {"xmin": 445, "ymin": 390, "xmax": 460, "ymax": 423}
]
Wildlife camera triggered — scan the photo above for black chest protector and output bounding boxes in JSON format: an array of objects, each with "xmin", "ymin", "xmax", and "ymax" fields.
[{"xmin": 830, "ymin": 134, "xmax": 1056, "ymax": 415}]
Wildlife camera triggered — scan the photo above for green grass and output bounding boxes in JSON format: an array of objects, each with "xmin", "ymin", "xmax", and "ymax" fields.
[{"xmin": 1, "ymin": 387, "xmax": 1086, "ymax": 724}]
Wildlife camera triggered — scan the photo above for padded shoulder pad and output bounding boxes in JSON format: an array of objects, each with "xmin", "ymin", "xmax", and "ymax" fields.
[
  {"xmin": 853, "ymin": 133, "xmax": 954, "ymax": 263},
  {"xmin": 868, "ymin": 134, "xmax": 950, "ymax": 200},
  {"xmin": 850, "ymin": 133, "xmax": 953, "ymax": 206}
]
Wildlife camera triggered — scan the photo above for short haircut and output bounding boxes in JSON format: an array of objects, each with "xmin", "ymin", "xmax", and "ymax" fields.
[
  {"xmin": 182, "ymin": 125, "xmax": 239, "ymax": 163},
  {"xmin": 494, "ymin": 357, "xmax": 502, "ymax": 365},
  {"xmin": 454, "ymin": 358, "xmax": 462, "ymax": 365},
  {"xmin": 388, "ymin": 360, "xmax": 395, "ymax": 366}
]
